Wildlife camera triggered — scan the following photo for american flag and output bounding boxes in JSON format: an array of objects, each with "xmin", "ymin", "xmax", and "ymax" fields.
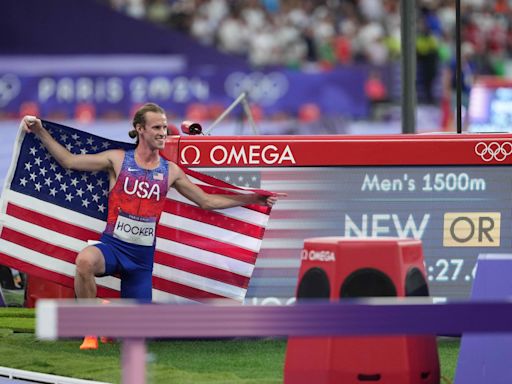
[{"xmin": 0, "ymin": 120, "xmax": 272, "ymax": 303}]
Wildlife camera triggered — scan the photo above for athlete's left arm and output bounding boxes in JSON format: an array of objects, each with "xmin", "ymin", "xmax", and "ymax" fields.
[{"xmin": 169, "ymin": 162, "xmax": 280, "ymax": 209}]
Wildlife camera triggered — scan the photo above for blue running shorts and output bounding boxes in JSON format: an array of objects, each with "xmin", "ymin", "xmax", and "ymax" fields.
[{"xmin": 93, "ymin": 233, "xmax": 154, "ymax": 302}]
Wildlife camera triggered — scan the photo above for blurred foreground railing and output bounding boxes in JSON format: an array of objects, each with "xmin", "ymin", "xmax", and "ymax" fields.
[{"xmin": 36, "ymin": 299, "xmax": 512, "ymax": 384}]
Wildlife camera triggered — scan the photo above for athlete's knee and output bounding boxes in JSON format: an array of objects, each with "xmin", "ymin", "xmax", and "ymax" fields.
[{"xmin": 75, "ymin": 250, "xmax": 103, "ymax": 276}]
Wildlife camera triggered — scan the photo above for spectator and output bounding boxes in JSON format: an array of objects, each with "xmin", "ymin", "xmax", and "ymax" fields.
[
  {"xmin": 107, "ymin": 0, "xmax": 511, "ymax": 72},
  {"xmin": 217, "ymin": 10, "xmax": 249, "ymax": 55},
  {"xmin": 416, "ymin": 17, "xmax": 440, "ymax": 104},
  {"xmin": 146, "ymin": 0, "xmax": 172, "ymax": 25},
  {"xmin": 441, "ymin": 42, "xmax": 477, "ymax": 130},
  {"xmin": 125, "ymin": 0, "xmax": 146, "ymax": 19}
]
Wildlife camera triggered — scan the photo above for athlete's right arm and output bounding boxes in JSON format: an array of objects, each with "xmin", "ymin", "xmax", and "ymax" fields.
[{"xmin": 21, "ymin": 116, "xmax": 119, "ymax": 172}]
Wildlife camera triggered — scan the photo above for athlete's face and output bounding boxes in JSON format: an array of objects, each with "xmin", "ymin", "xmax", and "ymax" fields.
[{"xmin": 139, "ymin": 112, "xmax": 168, "ymax": 149}]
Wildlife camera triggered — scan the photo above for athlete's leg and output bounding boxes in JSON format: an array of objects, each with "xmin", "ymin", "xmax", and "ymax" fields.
[
  {"xmin": 75, "ymin": 244, "xmax": 114, "ymax": 350},
  {"xmin": 74, "ymin": 246, "xmax": 106, "ymax": 299},
  {"xmin": 120, "ymin": 268, "xmax": 153, "ymax": 303},
  {"xmin": 75, "ymin": 246, "xmax": 107, "ymax": 350}
]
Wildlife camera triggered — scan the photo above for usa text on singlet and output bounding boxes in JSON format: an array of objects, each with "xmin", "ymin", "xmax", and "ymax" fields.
[{"xmin": 104, "ymin": 150, "xmax": 169, "ymax": 246}]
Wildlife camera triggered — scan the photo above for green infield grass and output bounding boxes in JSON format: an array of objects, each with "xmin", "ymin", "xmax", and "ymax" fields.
[{"xmin": 0, "ymin": 308, "xmax": 460, "ymax": 384}]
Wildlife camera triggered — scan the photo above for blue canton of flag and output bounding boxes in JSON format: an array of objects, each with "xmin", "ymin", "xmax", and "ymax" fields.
[
  {"xmin": 10, "ymin": 121, "xmax": 134, "ymax": 220},
  {"xmin": 202, "ymin": 171, "xmax": 261, "ymax": 189}
]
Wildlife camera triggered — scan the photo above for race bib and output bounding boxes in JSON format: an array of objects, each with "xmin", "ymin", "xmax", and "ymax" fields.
[{"xmin": 113, "ymin": 211, "xmax": 156, "ymax": 246}]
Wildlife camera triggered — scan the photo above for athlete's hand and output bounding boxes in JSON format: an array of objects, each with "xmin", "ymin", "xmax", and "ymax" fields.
[
  {"xmin": 261, "ymin": 192, "xmax": 287, "ymax": 207},
  {"xmin": 20, "ymin": 115, "xmax": 43, "ymax": 134}
]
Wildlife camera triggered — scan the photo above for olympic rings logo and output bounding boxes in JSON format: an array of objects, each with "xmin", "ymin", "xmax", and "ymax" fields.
[
  {"xmin": 224, "ymin": 72, "xmax": 288, "ymax": 105},
  {"xmin": 475, "ymin": 141, "xmax": 512, "ymax": 162}
]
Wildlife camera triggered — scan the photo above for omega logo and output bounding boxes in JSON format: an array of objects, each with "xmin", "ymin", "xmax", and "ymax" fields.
[
  {"xmin": 301, "ymin": 249, "xmax": 336, "ymax": 262},
  {"xmin": 180, "ymin": 145, "xmax": 201, "ymax": 165},
  {"xmin": 180, "ymin": 144, "xmax": 296, "ymax": 165},
  {"xmin": 210, "ymin": 144, "xmax": 295, "ymax": 165}
]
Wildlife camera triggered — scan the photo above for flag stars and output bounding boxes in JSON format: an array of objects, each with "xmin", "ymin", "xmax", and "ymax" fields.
[
  {"xmin": 70, "ymin": 178, "xmax": 79, "ymax": 187},
  {"xmin": 60, "ymin": 134, "xmax": 68, "ymax": 142},
  {"xmin": 81, "ymin": 174, "xmax": 89, "ymax": 182},
  {"xmin": 65, "ymin": 193, "xmax": 73, "ymax": 202},
  {"xmin": 45, "ymin": 153, "xmax": 52, "ymax": 161},
  {"xmin": 98, "ymin": 204, "xmax": 106, "ymax": 213},
  {"xmin": 82, "ymin": 199, "xmax": 90, "ymax": 208},
  {"xmin": 96, "ymin": 178, "xmax": 105, "ymax": 187},
  {"xmin": 80, "ymin": 148, "xmax": 88, "ymax": 155},
  {"xmin": 49, "ymin": 163, "xmax": 57, "ymax": 172},
  {"xmin": 49, "ymin": 187, "xmax": 57, "ymax": 197},
  {"xmin": 29, "ymin": 172, "xmax": 37, "ymax": 181},
  {"xmin": 86, "ymin": 137, "xmax": 94, "ymax": 146},
  {"xmin": 71, "ymin": 133, "xmax": 79, "ymax": 141},
  {"xmin": 29, "ymin": 147, "xmax": 37, "ymax": 156},
  {"xmin": 65, "ymin": 143, "xmax": 73, "ymax": 151},
  {"xmin": 76, "ymin": 188, "xmax": 85, "ymax": 197},
  {"xmin": 92, "ymin": 193, "xmax": 100, "ymax": 202},
  {"xmin": 19, "ymin": 178, "xmax": 28, "ymax": 187},
  {"xmin": 24, "ymin": 162, "xmax": 32, "ymax": 171},
  {"xmin": 39, "ymin": 167, "xmax": 47, "ymax": 176},
  {"xmin": 34, "ymin": 182, "xmax": 42, "ymax": 192},
  {"xmin": 86, "ymin": 183, "xmax": 94, "ymax": 193},
  {"xmin": 44, "ymin": 177, "xmax": 52, "ymax": 186},
  {"xmin": 60, "ymin": 183, "xmax": 68, "ymax": 192},
  {"xmin": 55, "ymin": 173, "xmax": 63, "ymax": 182},
  {"xmin": 34, "ymin": 157, "xmax": 42, "ymax": 166},
  {"xmin": 101, "ymin": 141, "xmax": 111, "ymax": 149},
  {"xmin": 65, "ymin": 169, "xmax": 73, "ymax": 176}
]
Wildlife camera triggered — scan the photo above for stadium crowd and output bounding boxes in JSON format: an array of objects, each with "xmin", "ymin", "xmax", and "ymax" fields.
[{"xmin": 100, "ymin": 0, "xmax": 511, "ymax": 74}]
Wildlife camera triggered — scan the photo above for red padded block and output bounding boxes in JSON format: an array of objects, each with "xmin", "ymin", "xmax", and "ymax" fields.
[
  {"xmin": 284, "ymin": 237, "xmax": 440, "ymax": 384},
  {"xmin": 24, "ymin": 274, "xmax": 75, "ymax": 308}
]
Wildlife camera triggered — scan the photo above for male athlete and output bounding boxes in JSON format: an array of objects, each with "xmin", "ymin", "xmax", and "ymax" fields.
[{"xmin": 21, "ymin": 103, "xmax": 281, "ymax": 349}]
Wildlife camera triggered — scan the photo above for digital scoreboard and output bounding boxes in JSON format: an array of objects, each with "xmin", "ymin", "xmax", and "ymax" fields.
[{"xmin": 163, "ymin": 133, "xmax": 512, "ymax": 302}]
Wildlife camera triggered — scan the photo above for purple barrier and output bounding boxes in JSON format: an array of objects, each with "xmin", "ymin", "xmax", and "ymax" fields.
[
  {"xmin": 37, "ymin": 299, "xmax": 512, "ymax": 384},
  {"xmin": 35, "ymin": 300, "xmax": 512, "ymax": 340},
  {"xmin": 454, "ymin": 254, "xmax": 512, "ymax": 384}
]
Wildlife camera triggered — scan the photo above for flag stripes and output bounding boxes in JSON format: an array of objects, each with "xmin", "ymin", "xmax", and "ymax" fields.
[
  {"xmin": 154, "ymin": 250, "xmax": 250, "ymax": 288},
  {"xmin": 163, "ymin": 200, "xmax": 266, "ymax": 239}
]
